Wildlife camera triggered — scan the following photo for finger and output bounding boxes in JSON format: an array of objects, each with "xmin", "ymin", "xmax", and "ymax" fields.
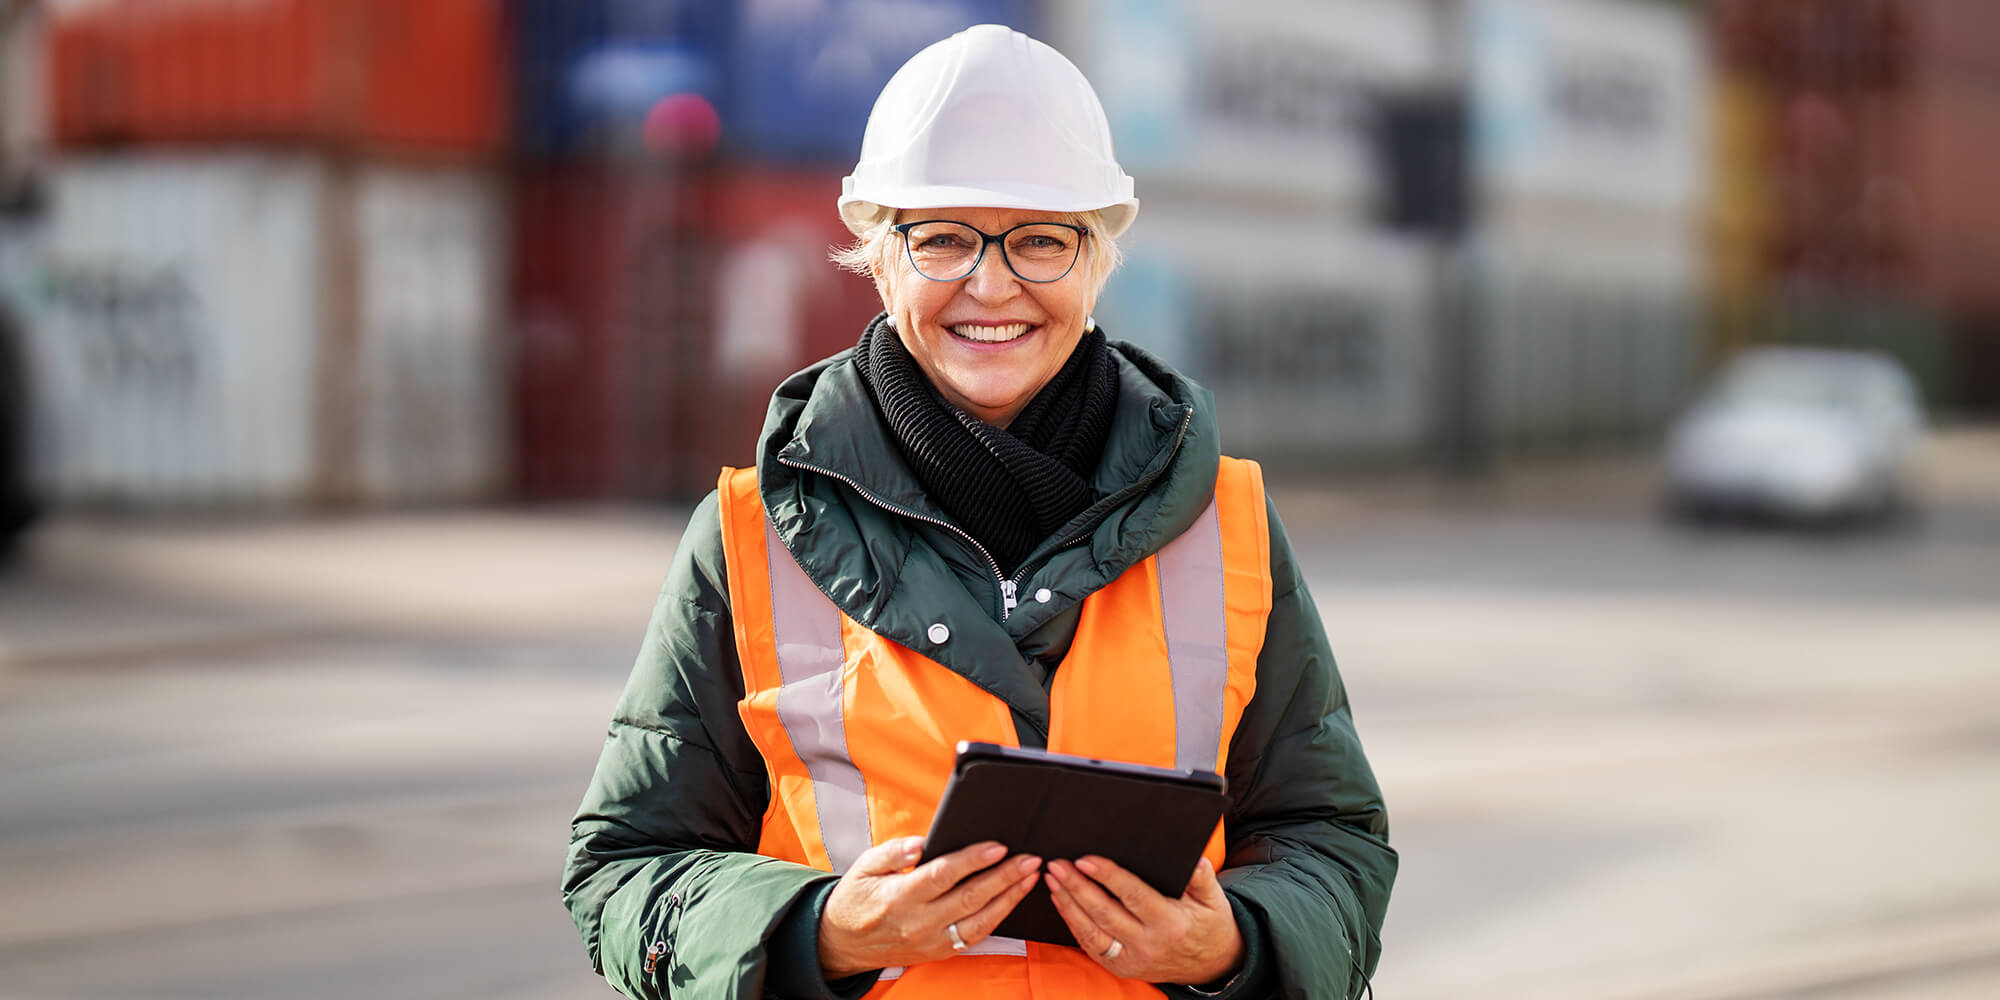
[
  {"xmin": 913, "ymin": 841, "xmax": 1009, "ymax": 901},
  {"xmin": 1049, "ymin": 859, "xmax": 1144, "ymax": 940},
  {"xmin": 847, "ymin": 835, "xmax": 925, "ymax": 877},
  {"xmin": 1073, "ymin": 856, "xmax": 1173, "ymax": 922},
  {"xmin": 1184, "ymin": 857, "xmax": 1229, "ymax": 910},
  {"xmin": 1046, "ymin": 869, "xmax": 1120, "ymax": 963},
  {"xmin": 957, "ymin": 860, "xmax": 1042, "ymax": 944},
  {"xmin": 947, "ymin": 854, "xmax": 1042, "ymax": 919}
]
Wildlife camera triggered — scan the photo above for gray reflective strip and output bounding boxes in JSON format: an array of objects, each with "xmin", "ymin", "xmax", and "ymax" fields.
[
  {"xmin": 878, "ymin": 936, "xmax": 1029, "ymax": 980},
  {"xmin": 1158, "ymin": 496, "xmax": 1229, "ymax": 772},
  {"xmin": 766, "ymin": 519, "xmax": 872, "ymax": 874}
]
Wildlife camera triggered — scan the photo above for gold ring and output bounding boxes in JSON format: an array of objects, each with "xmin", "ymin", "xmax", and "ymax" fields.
[
  {"xmin": 947, "ymin": 922, "xmax": 967, "ymax": 951},
  {"xmin": 1102, "ymin": 938, "xmax": 1123, "ymax": 960}
]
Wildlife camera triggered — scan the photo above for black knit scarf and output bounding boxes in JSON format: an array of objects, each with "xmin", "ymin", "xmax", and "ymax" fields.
[{"xmin": 853, "ymin": 315, "xmax": 1119, "ymax": 577}]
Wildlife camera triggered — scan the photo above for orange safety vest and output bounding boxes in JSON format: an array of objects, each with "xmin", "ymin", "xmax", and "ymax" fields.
[{"xmin": 717, "ymin": 458, "xmax": 1273, "ymax": 998}]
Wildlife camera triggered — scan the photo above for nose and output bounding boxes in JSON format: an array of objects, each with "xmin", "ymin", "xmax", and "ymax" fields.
[{"xmin": 961, "ymin": 243, "xmax": 1021, "ymax": 302}]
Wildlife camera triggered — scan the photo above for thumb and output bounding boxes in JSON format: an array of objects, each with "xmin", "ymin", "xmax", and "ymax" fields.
[
  {"xmin": 1185, "ymin": 857, "xmax": 1229, "ymax": 908},
  {"xmin": 848, "ymin": 835, "xmax": 925, "ymax": 877}
]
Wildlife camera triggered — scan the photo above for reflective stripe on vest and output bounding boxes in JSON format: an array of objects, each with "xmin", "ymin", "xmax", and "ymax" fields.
[
  {"xmin": 720, "ymin": 458, "xmax": 1272, "ymax": 998},
  {"xmin": 1159, "ymin": 497, "xmax": 1228, "ymax": 773},
  {"xmin": 764, "ymin": 516, "xmax": 874, "ymax": 876}
]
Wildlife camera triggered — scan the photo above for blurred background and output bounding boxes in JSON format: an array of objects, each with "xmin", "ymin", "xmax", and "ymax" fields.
[{"xmin": 1, "ymin": 0, "xmax": 1996, "ymax": 997}]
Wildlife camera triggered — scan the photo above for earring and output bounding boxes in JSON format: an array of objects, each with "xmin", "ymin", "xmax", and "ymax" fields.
[{"xmin": 1085, "ymin": 315, "xmax": 1097, "ymax": 333}]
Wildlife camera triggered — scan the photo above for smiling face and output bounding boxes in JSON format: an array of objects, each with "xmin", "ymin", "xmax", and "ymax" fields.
[{"xmin": 872, "ymin": 206, "xmax": 1101, "ymax": 428}]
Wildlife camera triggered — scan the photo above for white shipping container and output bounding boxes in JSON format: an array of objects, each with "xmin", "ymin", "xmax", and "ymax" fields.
[
  {"xmin": 1474, "ymin": 222, "xmax": 1701, "ymax": 447},
  {"xmin": 1472, "ymin": 0, "xmax": 1708, "ymax": 214},
  {"xmin": 1098, "ymin": 206, "xmax": 1435, "ymax": 462},
  {"xmin": 1465, "ymin": 0, "xmax": 1708, "ymax": 452},
  {"xmin": 26, "ymin": 153, "xmax": 505, "ymax": 506},
  {"xmin": 354, "ymin": 166, "xmax": 506, "ymax": 503},
  {"xmin": 1050, "ymin": 0, "xmax": 1437, "ymax": 211}
]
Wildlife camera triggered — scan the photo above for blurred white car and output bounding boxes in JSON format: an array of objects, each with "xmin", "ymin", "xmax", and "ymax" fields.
[{"xmin": 1665, "ymin": 347, "xmax": 1924, "ymax": 525}]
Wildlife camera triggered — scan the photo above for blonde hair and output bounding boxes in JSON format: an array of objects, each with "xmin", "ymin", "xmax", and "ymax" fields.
[{"xmin": 830, "ymin": 208, "xmax": 1124, "ymax": 295}]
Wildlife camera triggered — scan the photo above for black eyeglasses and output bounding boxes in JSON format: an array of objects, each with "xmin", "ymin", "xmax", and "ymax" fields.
[{"xmin": 891, "ymin": 219, "xmax": 1089, "ymax": 283}]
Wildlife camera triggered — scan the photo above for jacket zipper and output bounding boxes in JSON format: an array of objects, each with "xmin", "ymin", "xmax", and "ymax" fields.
[
  {"xmin": 776, "ymin": 404, "xmax": 1194, "ymax": 622},
  {"xmin": 1000, "ymin": 405, "xmax": 1196, "ymax": 602},
  {"xmin": 644, "ymin": 893, "xmax": 680, "ymax": 976}
]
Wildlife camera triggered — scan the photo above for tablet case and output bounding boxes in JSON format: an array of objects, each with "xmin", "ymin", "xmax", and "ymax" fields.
[{"xmin": 920, "ymin": 742, "xmax": 1227, "ymax": 947}]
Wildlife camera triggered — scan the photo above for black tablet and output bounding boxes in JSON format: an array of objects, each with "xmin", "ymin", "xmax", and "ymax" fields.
[{"xmin": 919, "ymin": 741, "xmax": 1227, "ymax": 947}]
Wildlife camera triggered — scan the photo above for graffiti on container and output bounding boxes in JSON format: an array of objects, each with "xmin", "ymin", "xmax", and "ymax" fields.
[
  {"xmin": 1202, "ymin": 37, "xmax": 1373, "ymax": 139},
  {"xmin": 45, "ymin": 262, "xmax": 203, "ymax": 387},
  {"xmin": 1198, "ymin": 291, "xmax": 1382, "ymax": 394}
]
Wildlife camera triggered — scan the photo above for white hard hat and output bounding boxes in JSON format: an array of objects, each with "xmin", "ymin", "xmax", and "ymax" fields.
[{"xmin": 839, "ymin": 24, "xmax": 1138, "ymax": 239}]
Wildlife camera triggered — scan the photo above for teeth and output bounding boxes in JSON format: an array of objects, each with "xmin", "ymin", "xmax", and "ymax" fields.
[{"xmin": 950, "ymin": 323, "xmax": 1030, "ymax": 343}]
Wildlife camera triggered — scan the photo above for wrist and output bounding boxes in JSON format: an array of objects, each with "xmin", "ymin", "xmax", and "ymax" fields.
[
  {"xmin": 816, "ymin": 930, "xmax": 871, "ymax": 981},
  {"xmin": 1178, "ymin": 893, "xmax": 1271, "ymax": 999},
  {"xmin": 1188, "ymin": 935, "xmax": 1245, "ymax": 989}
]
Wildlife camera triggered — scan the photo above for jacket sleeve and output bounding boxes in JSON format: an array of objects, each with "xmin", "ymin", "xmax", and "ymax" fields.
[
  {"xmin": 1204, "ymin": 497, "xmax": 1397, "ymax": 1000},
  {"xmin": 563, "ymin": 493, "xmax": 865, "ymax": 1000}
]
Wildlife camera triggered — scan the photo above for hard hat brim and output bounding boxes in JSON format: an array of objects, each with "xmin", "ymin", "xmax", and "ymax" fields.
[{"xmin": 839, "ymin": 186, "xmax": 1138, "ymax": 241}]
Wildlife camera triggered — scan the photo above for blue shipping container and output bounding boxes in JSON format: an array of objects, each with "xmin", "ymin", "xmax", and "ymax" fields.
[
  {"xmin": 722, "ymin": 0, "xmax": 1035, "ymax": 163},
  {"xmin": 507, "ymin": 0, "xmax": 731, "ymax": 160}
]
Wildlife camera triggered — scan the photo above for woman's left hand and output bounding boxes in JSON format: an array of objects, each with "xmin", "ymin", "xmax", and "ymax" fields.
[{"xmin": 1045, "ymin": 855, "xmax": 1242, "ymax": 985}]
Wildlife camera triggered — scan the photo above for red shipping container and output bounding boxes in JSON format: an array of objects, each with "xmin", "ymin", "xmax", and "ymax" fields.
[
  {"xmin": 1904, "ymin": 84, "xmax": 2000, "ymax": 310},
  {"xmin": 694, "ymin": 167, "xmax": 885, "ymax": 480},
  {"xmin": 50, "ymin": 0, "xmax": 504, "ymax": 155},
  {"xmin": 509, "ymin": 165, "xmax": 703, "ymax": 501},
  {"xmin": 509, "ymin": 164, "xmax": 878, "ymax": 502},
  {"xmin": 1905, "ymin": 0, "xmax": 2000, "ymax": 90}
]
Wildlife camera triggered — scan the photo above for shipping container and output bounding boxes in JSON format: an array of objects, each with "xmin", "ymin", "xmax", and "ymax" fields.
[
  {"xmin": 1, "ymin": 0, "xmax": 44, "ymax": 208},
  {"xmin": 506, "ymin": 0, "xmax": 729, "ymax": 161},
  {"xmin": 1905, "ymin": 0, "xmax": 2000, "ymax": 89},
  {"xmin": 1905, "ymin": 85, "xmax": 2000, "ymax": 310},
  {"xmin": 509, "ymin": 163, "xmax": 708, "ymax": 500},
  {"xmin": 505, "ymin": 0, "xmax": 1034, "ymax": 165},
  {"xmin": 1048, "ymin": 0, "xmax": 1435, "ymax": 213},
  {"xmin": 509, "ymin": 165, "xmax": 877, "ymax": 501},
  {"xmin": 1473, "ymin": 223, "xmax": 1702, "ymax": 451},
  {"xmin": 49, "ymin": 0, "xmax": 505, "ymax": 156},
  {"xmin": 1459, "ymin": 0, "xmax": 1709, "ymax": 450},
  {"xmin": 1703, "ymin": 0, "xmax": 2000, "ymax": 412},
  {"xmin": 1471, "ymin": 0, "xmax": 1708, "ymax": 220},
  {"xmin": 1094, "ymin": 206, "xmax": 1436, "ymax": 464},
  {"xmin": 23, "ymin": 153, "xmax": 506, "ymax": 507},
  {"xmin": 1034, "ymin": 0, "xmax": 1445, "ymax": 465},
  {"xmin": 352, "ymin": 164, "xmax": 509, "ymax": 502},
  {"xmin": 721, "ymin": 0, "xmax": 1032, "ymax": 163}
]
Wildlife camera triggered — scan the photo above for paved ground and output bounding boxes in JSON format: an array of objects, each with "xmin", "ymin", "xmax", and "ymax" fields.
[{"xmin": 2, "ymin": 430, "xmax": 1997, "ymax": 999}]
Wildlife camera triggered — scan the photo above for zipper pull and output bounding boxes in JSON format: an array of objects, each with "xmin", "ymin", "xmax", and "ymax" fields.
[
  {"xmin": 644, "ymin": 940, "xmax": 667, "ymax": 974},
  {"xmin": 1000, "ymin": 580, "xmax": 1018, "ymax": 613}
]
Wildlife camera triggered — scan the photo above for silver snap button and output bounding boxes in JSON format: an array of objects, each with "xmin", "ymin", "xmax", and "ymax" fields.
[
  {"xmin": 927, "ymin": 623, "xmax": 950, "ymax": 644},
  {"xmin": 1034, "ymin": 588, "xmax": 1053, "ymax": 603}
]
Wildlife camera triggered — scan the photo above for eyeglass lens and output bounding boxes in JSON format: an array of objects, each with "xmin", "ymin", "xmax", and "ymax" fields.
[{"xmin": 903, "ymin": 222, "xmax": 1082, "ymax": 282}]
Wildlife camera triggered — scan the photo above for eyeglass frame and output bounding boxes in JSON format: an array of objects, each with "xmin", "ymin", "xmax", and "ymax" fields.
[{"xmin": 890, "ymin": 219, "xmax": 1091, "ymax": 284}]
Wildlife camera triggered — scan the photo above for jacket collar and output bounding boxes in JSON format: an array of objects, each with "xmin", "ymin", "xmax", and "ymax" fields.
[{"xmin": 762, "ymin": 332, "xmax": 1217, "ymax": 536}]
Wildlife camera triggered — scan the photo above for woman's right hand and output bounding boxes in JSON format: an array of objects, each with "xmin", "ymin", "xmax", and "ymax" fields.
[{"xmin": 818, "ymin": 837, "xmax": 1042, "ymax": 978}]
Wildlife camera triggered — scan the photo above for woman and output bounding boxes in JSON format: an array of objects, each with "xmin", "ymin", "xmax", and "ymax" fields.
[{"xmin": 564, "ymin": 24, "xmax": 1394, "ymax": 999}]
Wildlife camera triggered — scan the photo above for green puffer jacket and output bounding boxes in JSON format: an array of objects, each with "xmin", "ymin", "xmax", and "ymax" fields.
[{"xmin": 564, "ymin": 334, "xmax": 1395, "ymax": 1000}]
